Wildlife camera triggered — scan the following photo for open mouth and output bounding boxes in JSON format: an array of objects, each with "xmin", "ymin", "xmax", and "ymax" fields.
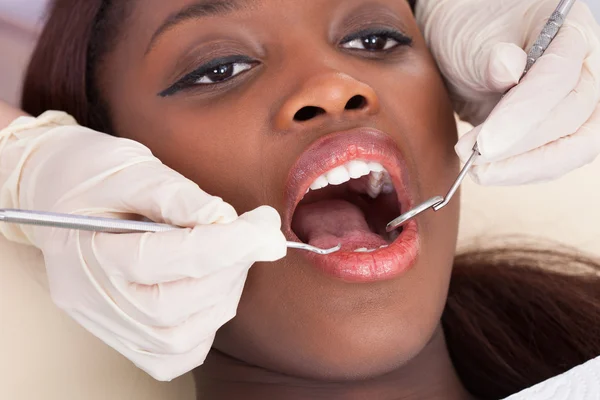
[
  {"xmin": 293, "ymin": 160, "xmax": 402, "ymax": 252},
  {"xmin": 284, "ymin": 128, "xmax": 420, "ymax": 282}
]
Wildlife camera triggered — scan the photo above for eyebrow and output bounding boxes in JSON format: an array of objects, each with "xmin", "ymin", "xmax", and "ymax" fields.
[{"xmin": 146, "ymin": 0, "xmax": 244, "ymax": 54}]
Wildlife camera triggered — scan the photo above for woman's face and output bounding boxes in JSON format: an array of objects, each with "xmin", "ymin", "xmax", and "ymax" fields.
[{"xmin": 101, "ymin": 0, "xmax": 460, "ymax": 379}]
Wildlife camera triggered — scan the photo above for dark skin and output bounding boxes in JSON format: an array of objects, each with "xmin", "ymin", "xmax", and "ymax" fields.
[{"xmin": 99, "ymin": 0, "xmax": 470, "ymax": 398}]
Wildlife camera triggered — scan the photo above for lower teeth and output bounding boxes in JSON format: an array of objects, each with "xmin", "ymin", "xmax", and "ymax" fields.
[
  {"xmin": 353, "ymin": 245, "xmax": 389, "ymax": 253},
  {"xmin": 354, "ymin": 248, "xmax": 376, "ymax": 253}
]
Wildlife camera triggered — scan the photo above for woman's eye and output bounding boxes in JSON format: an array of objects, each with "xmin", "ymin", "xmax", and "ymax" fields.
[
  {"xmin": 343, "ymin": 35, "xmax": 398, "ymax": 51},
  {"xmin": 159, "ymin": 55, "xmax": 258, "ymax": 97},
  {"xmin": 158, "ymin": 56, "xmax": 259, "ymax": 97},
  {"xmin": 195, "ymin": 62, "xmax": 254, "ymax": 84},
  {"xmin": 340, "ymin": 30, "xmax": 412, "ymax": 52}
]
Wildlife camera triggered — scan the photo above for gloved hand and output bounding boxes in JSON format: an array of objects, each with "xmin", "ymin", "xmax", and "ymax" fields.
[
  {"xmin": 416, "ymin": 0, "xmax": 600, "ymax": 185},
  {"xmin": 0, "ymin": 111, "xmax": 287, "ymax": 381}
]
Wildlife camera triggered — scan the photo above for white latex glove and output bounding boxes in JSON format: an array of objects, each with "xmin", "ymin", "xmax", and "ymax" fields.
[
  {"xmin": 417, "ymin": 0, "xmax": 600, "ymax": 185},
  {"xmin": 0, "ymin": 111, "xmax": 287, "ymax": 381}
]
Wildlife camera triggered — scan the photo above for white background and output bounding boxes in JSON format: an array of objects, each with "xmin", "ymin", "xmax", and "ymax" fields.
[
  {"xmin": 0, "ymin": 0, "xmax": 599, "ymax": 104},
  {"xmin": 587, "ymin": 0, "xmax": 600, "ymax": 17}
]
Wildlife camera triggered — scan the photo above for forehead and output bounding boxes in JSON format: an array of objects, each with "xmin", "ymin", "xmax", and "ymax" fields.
[
  {"xmin": 125, "ymin": 0, "xmax": 415, "ymax": 54},
  {"xmin": 122, "ymin": 0, "xmax": 416, "ymax": 62}
]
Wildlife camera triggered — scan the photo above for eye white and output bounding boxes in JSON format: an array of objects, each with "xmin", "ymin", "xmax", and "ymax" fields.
[
  {"xmin": 342, "ymin": 37, "xmax": 399, "ymax": 51},
  {"xmin": 195, "ymin": 63, "xmax": 253, "ymax": 84}
]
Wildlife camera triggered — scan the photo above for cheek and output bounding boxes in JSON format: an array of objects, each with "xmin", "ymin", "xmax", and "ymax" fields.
[
  {"xmin": 110, "ymin": 101, "xmax": 280, "ymax": 214},
  {"xmin": 393, "ymin": 55, "xmax": 461, "ymax": 334},
  {"xmin": 382, "ymin": 56, "xmax": 459, "ymax": 195},
  {"xmin": 381, "ymin": 54, "xmax": 460, "ymax": 277}
]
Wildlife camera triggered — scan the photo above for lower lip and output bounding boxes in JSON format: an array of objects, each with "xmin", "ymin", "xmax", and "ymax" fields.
[{"xmin": 286, "ymin": 221, "xmax": 420, "ymax": 283}]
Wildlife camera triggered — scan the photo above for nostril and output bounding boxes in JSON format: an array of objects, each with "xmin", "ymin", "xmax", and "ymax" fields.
[
  {"xmin": 294, "ymin": 106, "xmax": 326, "ymax": 122},
  {"xmin": 345, "ymin": 95, "xmax": 367, "ymax": 111}
]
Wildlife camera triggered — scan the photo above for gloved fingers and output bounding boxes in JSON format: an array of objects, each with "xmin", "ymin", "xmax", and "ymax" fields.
[
  {"xmin": 65, "ymin": 263, "xmax": 244, "ymax": 352},
  {"xmin": 475, "ymin": 24, "xmax": 590, "ymax": 160},
  {"xmin": 455, "ymin": 125, "xmax": 482, "ymax": 164},
  {"xmin": 70, "ymin": 268, "xmax": 241, "ymax": 349},
  {"xmin": 90, "ymin": 206, "xmax": 286, "ymax": 285},
  {"xmin": 124, "ymin": 336, "xmax": 216, "ymax": 382},
  {"xmin": 485, "ymin": 42, "xmax": 528, "ymax": 93},
  {"xmin": 108, "ymin": 266, "xmax": 248, "ymax": 328},
  {"xmin": 138, "ymin": 277, "xmax": 244, "ymax": 353},
  {"xmin": 24, "ymin": 131, "xmax": 159, "ymax": 212},
  {"xmin": 504, "ymin": 65, "xmax": 599, "ymax": 158},
  {"xmin": 451, "ymin": 42, "xmax": 525, "ymax": 126},
  {"xmin": 104, "ymin": 161, "xmax": 239, "ymax": 227},
  {"xmin": 123, "ymin": 336, "xmax": 215, "ymax": 382},
  {"xmin": 468, "ymin": 104, "xmax": 600, "ymax": 186},
  {"xmin": 237, "ymin": 205, "xmax": 288, "ymax": 262},
  {"xmin": 68, "ymin": 309, "xmax": 215, "ymax": 381},
  {"xmin": 457, "ymin": 65, "xmax": 599, "ymax": 165}
]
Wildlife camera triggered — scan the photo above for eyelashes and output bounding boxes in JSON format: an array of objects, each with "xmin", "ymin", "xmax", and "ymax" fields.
[
  {"xmin": 159, "ymin": 55, "xmax": 257, "ymax": 97},
  {"xmin": 340, "ymin": 28, "xmax": 413, "ymax": 51},
  {"xmin": 159, "ymin": 28, "xmax": 412, "ymax": 97}
]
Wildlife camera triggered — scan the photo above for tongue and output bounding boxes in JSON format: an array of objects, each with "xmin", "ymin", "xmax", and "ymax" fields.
[{"xmin": 292, "ymin": 199, "xmax": 387, "ymax": 250}]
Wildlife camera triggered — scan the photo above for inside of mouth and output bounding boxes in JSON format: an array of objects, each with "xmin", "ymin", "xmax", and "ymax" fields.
[{"xmin": 291, "ymin": 172, "xmax": 402, "ymax": 253}]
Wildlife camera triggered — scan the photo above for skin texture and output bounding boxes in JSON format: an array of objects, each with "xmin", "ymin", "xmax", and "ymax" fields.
[{"xmin": 98, "ymin": 0, "xmax": 467, "ymax": 398}]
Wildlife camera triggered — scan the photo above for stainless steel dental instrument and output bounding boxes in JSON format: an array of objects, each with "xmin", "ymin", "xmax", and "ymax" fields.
[
  {"xmin": 0, "ymin": 208, "xmax": 341, "ymax": 255},
  {"xmin": 386, "ymin": 0, "xmax": 577, "ymax": 233}
]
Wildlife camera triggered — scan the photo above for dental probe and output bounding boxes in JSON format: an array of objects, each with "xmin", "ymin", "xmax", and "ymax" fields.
[
  {"xmin": 0, "ymin": 209, "xmax": 341, "ymax": 256},
  {"xmin": 386, "ymin": 0, "xmax": 577, "ymax": 233}
]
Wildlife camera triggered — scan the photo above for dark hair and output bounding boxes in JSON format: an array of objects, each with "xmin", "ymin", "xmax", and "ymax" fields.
[
  {"xmin": 21, "ymin": 1, "xmax": 600, "ymax": 399},
  {"xmin": 446, "ymin": 244, "xmax": 600, "ymax": 398},
  {"xmin": 21, "ymin": 0, "xmax": 128, "ymax": 134}
]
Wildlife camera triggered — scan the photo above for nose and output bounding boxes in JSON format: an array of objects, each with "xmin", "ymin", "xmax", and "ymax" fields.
[{"xmin": 274, "ymin": 72, "xmax": 380, "ymax": 130}]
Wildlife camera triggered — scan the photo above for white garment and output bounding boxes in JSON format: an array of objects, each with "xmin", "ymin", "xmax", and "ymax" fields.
[{"xmin": 504, "ymin": 356, "xmax": 600, "ymax": 399}]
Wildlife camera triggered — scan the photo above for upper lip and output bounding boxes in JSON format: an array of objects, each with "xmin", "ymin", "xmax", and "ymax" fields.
[{"xmin": 283, "ymin": 127, "xmax": 414, "ymax": 231}]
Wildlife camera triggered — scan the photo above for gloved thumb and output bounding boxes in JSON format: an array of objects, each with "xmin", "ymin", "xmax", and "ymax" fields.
[
  {"xmin": 455, "ymin": 125, "xmax": 482, "ymax": 164},
  {"xmin": 236, "ymin": 206, "xmax": 287, "ymax": 262},
  {"xmin": 485, "ymin": 42, "xmax": 528, "ymax": 93}
]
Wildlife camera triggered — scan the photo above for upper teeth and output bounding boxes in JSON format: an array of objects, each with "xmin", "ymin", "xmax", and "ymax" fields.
[{"xmin": 307, "ymin": 160, "xmax": 393, "ymax": 199}]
